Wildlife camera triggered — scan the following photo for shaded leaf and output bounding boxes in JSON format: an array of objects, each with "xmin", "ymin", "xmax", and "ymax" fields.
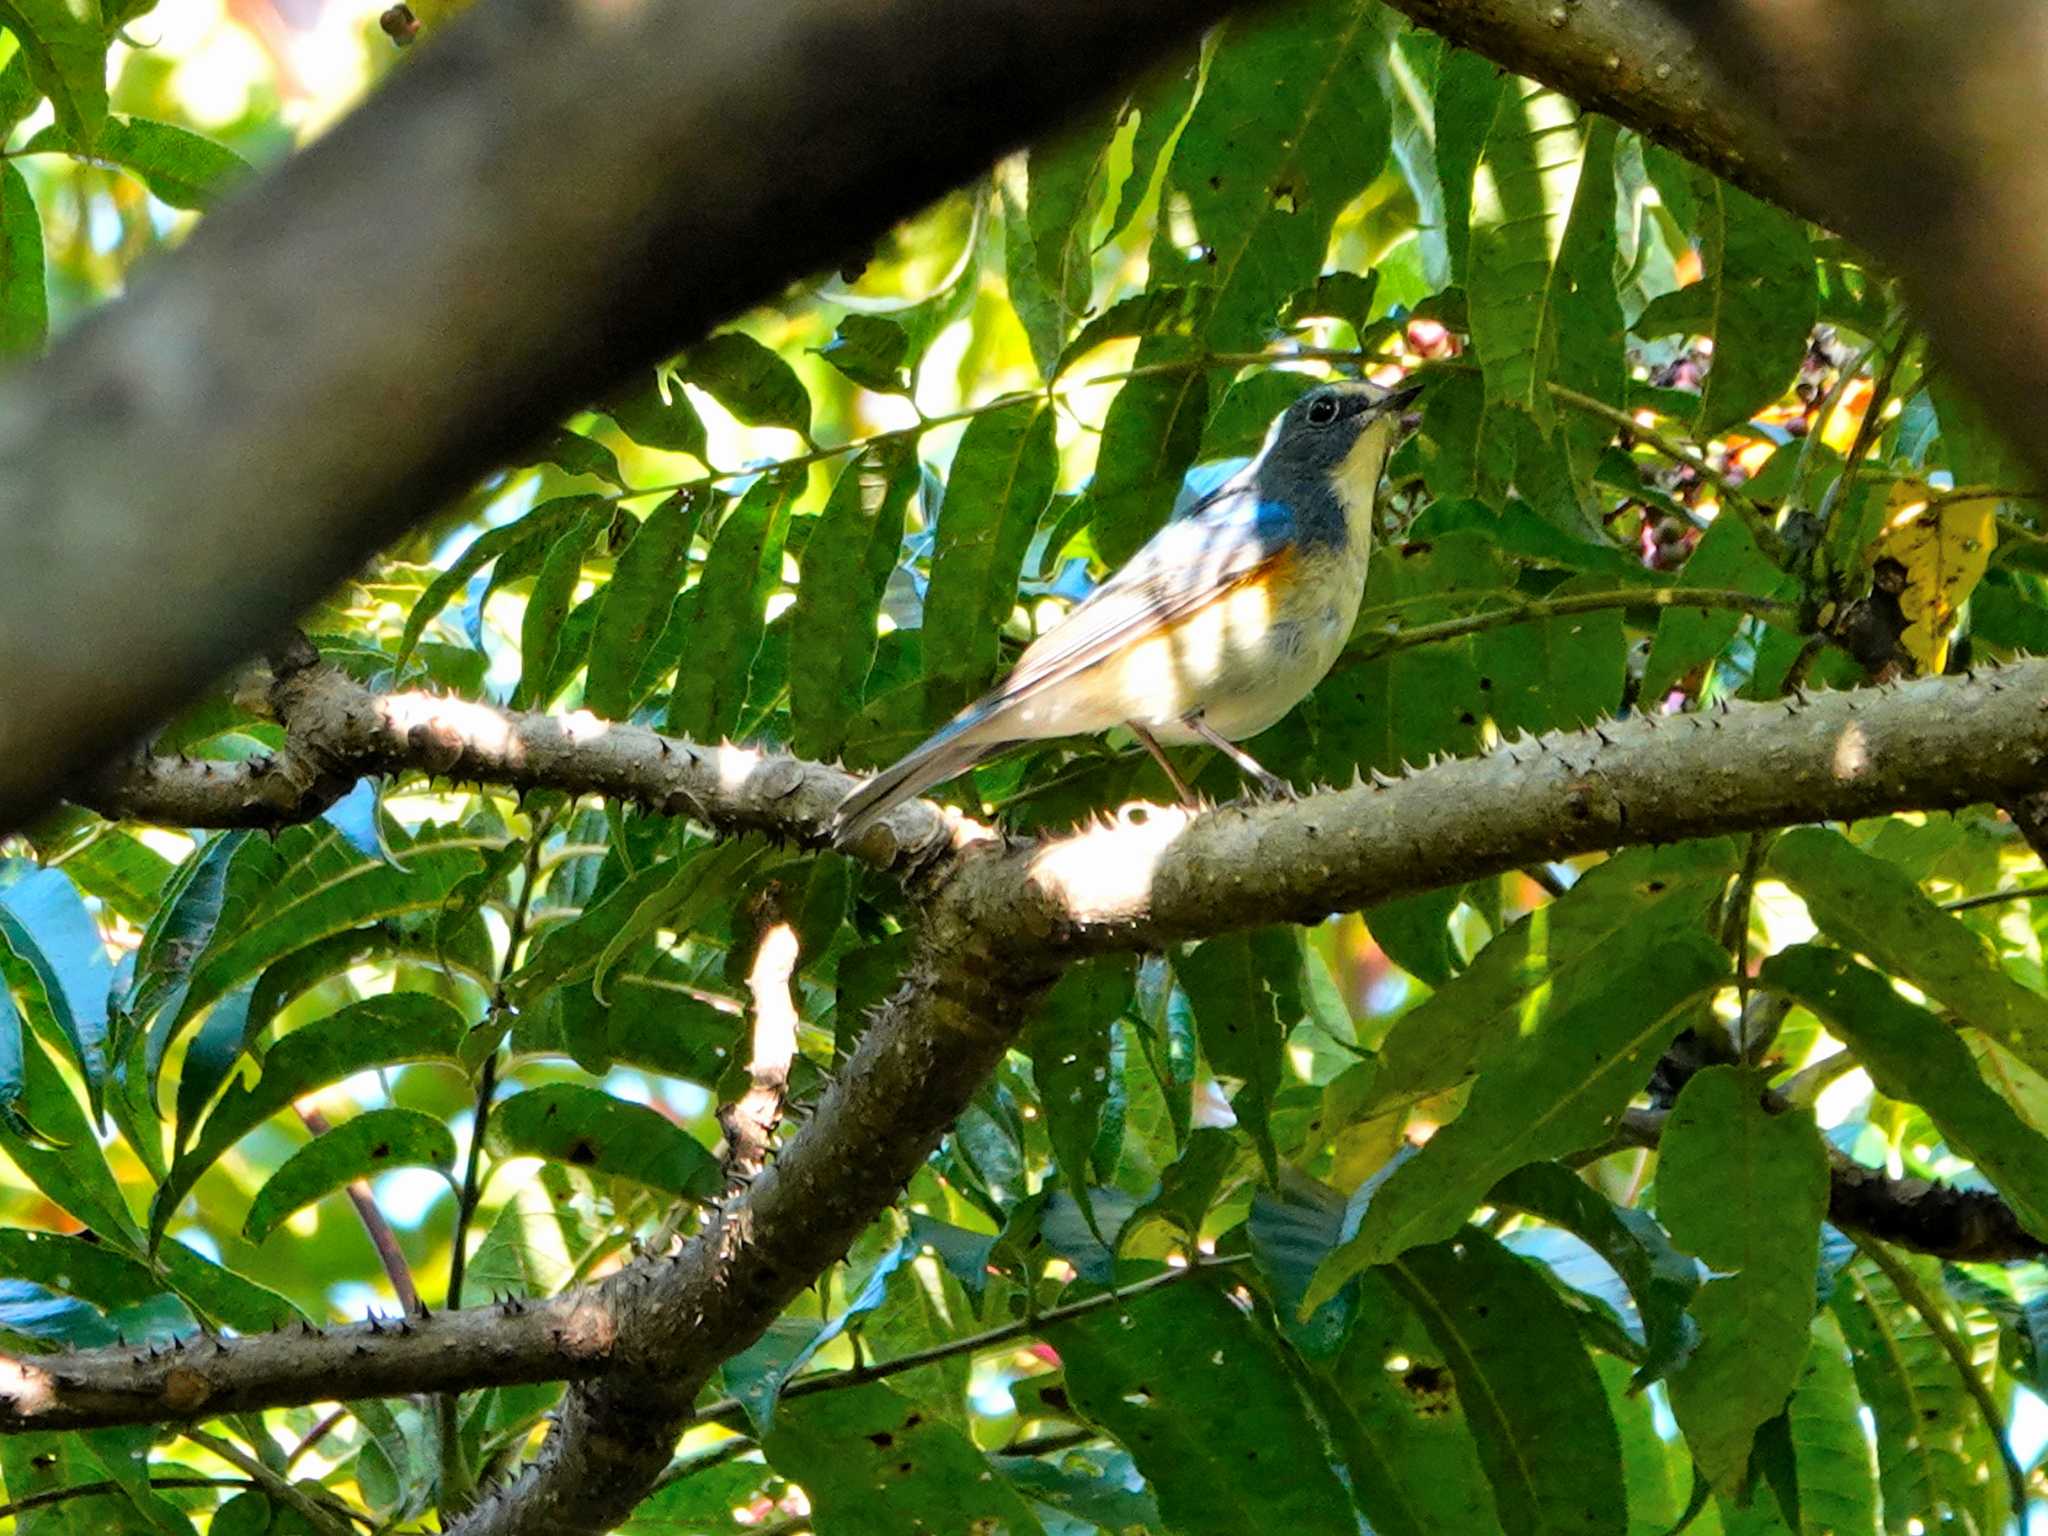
[
  {"xmin": 0, "ymin": 160, "xmax": 44, "ymax": 356},
  {"xmin": 485, "ymin": 1084, "xmax": 720, "ymax": 1200},
  {"xmin": 1173, "ymin": 927, "xmax": 1299, "ymax": 1180},
  {"xmin": 680, "ymin": 332, "xmax": 811, "ymax": 437},
  {"xmin": 243, "ymin": 1107, "xmax": 456, "ymax": 1243},
  {"xmin": 586, "ymin": 490, "xmax": 703, "ymax": 718},
  {"xmin": 1659, "ymin": 1066, "xmax": 1829, "ymax": 1497},
  {"xmin": 665, "ymin": 471, "xmax": 799, "ymax": 741}
]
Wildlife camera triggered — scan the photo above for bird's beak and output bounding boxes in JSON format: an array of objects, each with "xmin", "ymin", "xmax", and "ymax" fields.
[{"xmin": 1380, "ymin": 380, "xmax": 1425, "ymax": 414}]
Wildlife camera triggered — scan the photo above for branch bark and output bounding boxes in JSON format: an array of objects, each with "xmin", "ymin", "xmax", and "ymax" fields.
[
  {"xmin": 0, "ymin": 0, "xmax": 1245, "ymax": 834},
  {"xmin": 22, "ymin": 657, "xmax": 2048, "ymax": 1529}
]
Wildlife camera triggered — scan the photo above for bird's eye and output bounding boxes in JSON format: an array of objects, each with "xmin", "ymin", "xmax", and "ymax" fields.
[{"xmin": 1305, "ymin": 395, "xmax": 1341, "ymax": 427}]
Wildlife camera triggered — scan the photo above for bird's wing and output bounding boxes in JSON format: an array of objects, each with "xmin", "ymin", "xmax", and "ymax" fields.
[{"xmin": 984, "ymin": 478, "xmax": 1296, "ymax": 709}]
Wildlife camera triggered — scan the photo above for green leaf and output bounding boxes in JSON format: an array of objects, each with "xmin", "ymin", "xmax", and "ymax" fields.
[
  {"xmin": 1104, "ymin": 56, "xmax": 1196, "ymax": 246},
  {"xmin": 484, "ymin": 1084, "xmax": 719, "ymax": 1201},
  {"xmin": 1765, "ymin": 944, "xmax": 2048, "ymax": 1240},
  {"xmin": 586, "ymin": 490, "xmax": 703, "ymax": 718},
  {"xmin": 1312, "ymin": 927, "xmax": 1725, "ymax": 1296},
  {"xmin": 1690, "ymin": 177, "xmax": 1817, "ymax": 436},
  {"xmin": 1173, "ymin": 927, "xmax": 1299, "ymax": 1180},
  {"xmin": 1023, "ymin": 957, "xmax": 1132, "ymax": 1237},
  {"xmin": 1309, "ymin": 1266, "xmax": 1500, "ymax": 1536},
  {"xmin": 528, "ymin": 428, "xmax": 625, "ymax": 490},
  {"xmin": 0, "ymin": 1228, "xmax": 158, "ymax": 1308},
  {"xmin": 1468, "ymin": 80, "xmax": 1588, "ymax": 430},
  {"xmin": 1049, "ymin": 1278, "xmax": 1358, "ymax": 1536},
  {"xmin": 598, "ymin": 368, "xmax": 708, "ymax": 458},
  {"xmin": 0, "ymin": 1025, "xmax": 140, "ymax": 1248},
  {"xmin": 0, "ymin": 865, "xmax": 111, "ymax": 1119},
  {"xmin": 514, "ymin": 508, "xmax": 601, "ymax": 709},
  {"xmin": 1639, "ymin": 508, "xmax": 1795, "ymax": 701},
  {"xmin": 243, "ymin": 1107, "xmax": 455, "ymax": 1243},
  {"xmin": 814, "ymin": 313, "xmax": 910, "ymax": 394},
  {"xmin": 1081, "ymin": 355, "xmax": 1210, "ymax": 567},
  {"xmin": 665, "ymin": 471, "xmax": 799, "ymax": 741},
  {"xmin": 1931, "ymin": 372, "xmax": 2035, "ymax": 491},
  {"xmin": 923, "ymin": 399, "xmax": 1056, "ymax": 700},
  {"xmin": 1012, "ymin": 107, "xmax": 1117, "ymax": 375},
  {"xmin": 1363, "ymin": 840, "xmax": 1735, "ymax": 1124},
  {"xmin": 762, "ymin": 1381, "xmax": 1046, "ymax": 1535},
  {"xmin": 0, "ymin": 159, "xmax": 45, "ymax": 356},
  {"xmin": 1387, "ymin": 1232, "xmax": 1628, "ymax": 1536},
  {"xmin": 1472, "ymin": 579, "xmax": 1626, "ymax": 736},
  {"xmin": 1790, "ymin": 1312, "xmax": 1880, "ymax": 1536},
  {"xmin": 1168, "ymin": 0, "xmax": 1390, "ymax": 350},
  {"xmin": 1550, "ymin": 118, "xmax": 1627, "ymax": 499},
  {"xmin": 679, "ymin": 332, "xmax": 811, "ymax": 437},
  {"xmin": 1433, "ymin": 48, "xmax": 1503, "ymax": 287},
  {"xmin": 1488, "ymin": 1161, "xmax": 1700, "ymax": 1388},
  {"xmin": 1770, "ymin": 826, "xmax": 2048, "ymax": 1081},
  {"xmin": 1833, "ymin": 1252, "xmax": 2005, "ymax": 1534},
  {"xmin": 1053, "ymin": 285, "xmax": 1211, "ymax": 378},
  {"xmin": 789, "ymin": 446, "xmax": 916, "ymax": 759},
  {"xmin": 145, "ymin": 821, "xmax": 482, "ymax": 1096},
  {"xmin": 589, "ymin": 837, "xmax": 769, "ymax": 1007},
  {"xmin": 0, "ymin": 0, "xmax": 106, "ymax": 146},
  {"xmin": 58, "ymin": 830, "xmax": 171, "ymax": 925},
  {"xmin": 1659, "ymin": 1066, "xmax": 1829, "ymax": 1497},
  {"xmin": 0, "ymin": 47, "xmax": 41, "ymax": 135},
  {"xmin": 150, "ymin": 992, "xmax": 466, "ymax": 1248},
  {"xmin": 398, "ymin": 495, "xmax": 604, "ymax": 666},
  {"xmin": 25, "ymin": 116, "xmax": 251, "ymax": 209}
]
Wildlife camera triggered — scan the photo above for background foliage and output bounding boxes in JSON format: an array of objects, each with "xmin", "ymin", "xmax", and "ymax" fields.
[{"xmin": 4, "ymin": 0, "xmax": 2048, "ymax": 1532}]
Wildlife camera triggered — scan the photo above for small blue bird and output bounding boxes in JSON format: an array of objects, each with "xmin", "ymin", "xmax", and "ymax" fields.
[{"xmin": 830, "ymin": 377, "xmax": 1421, "ymax": 845}]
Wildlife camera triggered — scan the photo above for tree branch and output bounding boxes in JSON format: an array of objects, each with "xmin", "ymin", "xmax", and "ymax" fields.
[
  {"xmin": 0, "ymin": 0, "xmax": 1248, "ymax": 834},
  {"xmin": 19, "ymin": 655, "xmax": 2048, "ymax": 1531}
]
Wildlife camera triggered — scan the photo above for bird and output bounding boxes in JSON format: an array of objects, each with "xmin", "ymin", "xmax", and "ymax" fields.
[{"xmin": 829, "ymin": 376, "xmax": 1422, "ymax": 846}]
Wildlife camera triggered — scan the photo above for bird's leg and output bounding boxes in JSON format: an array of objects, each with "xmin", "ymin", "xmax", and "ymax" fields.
[
  {"xmin": 1129, "ymin": 723, "xmax": 1198, "ymax": 807},
  {"xmin": 1182, "ymin": 715, "xmax": 1290, "ymax": 799}
]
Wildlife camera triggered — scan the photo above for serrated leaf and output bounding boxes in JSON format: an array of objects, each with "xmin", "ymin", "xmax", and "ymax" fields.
[
  {"xmin": 589, "ymin": 837, "xmax": 769, "ymax": 1007},
  {"xmin": 679, "ymin": 332, "xmax": 811, "ymax": 437},
  {"xmin": 1790, "ymin": 1312, "xmax": 1880, "ymax": 1536},
  {"xmin": 1363, "ymin": 840, "xmax": 1735, "ymax": 1124},
  {"xmin": 923, "ymin": 398, "xmax": 1056, "ymax": 701},
  {"xmin": 1388, "ymin": 1230, "xmax": 1628, "ymax": 1536},
  {"xmin": 0, "ymin": 0, "xmax": 106, "ymax": 146},
  {"xmin": 1309, "ymin": 1265, "xmax": 1500, "ymax": 1536},
  {"xmin": 598, "ymin": 368, "xmax": 708, "ymax": 458},
  {"xmin": 1168, "ymin": 0, "xmax": 1390, "ymax": 351},
  {"xmin": 1833, "ymin": 1252, "xmax": 2005, "ymax": 1534},
  {"xmin": 761, "ymin": 1381, "xmax": 1046, "ymax": 1535},
  {"xmin": 1049, "ymin": 1278, "xmax": 1357, "ymax": 1536},
  {"xmin": 1313, "ymin": 929, "xmax": 1725, "ymax": 1295},
  {"xmin": 1659, "ymin": 1066, "xmax": 1829, "ymax": 1497},
  {"xmin": 790, "ymin": 447, "xmax": 916, "ymax": 759},
  {"xmin": 484, "ymin": 1084, "xmax": 719, "ymax": 1200},
  {"xmin": 1489, "ymin": 1161, "xmax": 1700, "ymax": 1388},
  {"xmin": 0, "ymin": 1024, "xmax": 140, "ymax": 1247},
  {"xmin": 1639, "ymin": 507, "xmax": 1796, "ymax": 701},
  {"xmin": 1468, "ymin": 80, "xmax": 1588, "ymax": 430},
  {"xmin": 1770, "ymin": 826, "xmax": 2048, "ymax": 1082},
  {"xmin": 1024, "ymin": 957, "xmax": 1131, "ymax": 1240},
  {"xmin": 397, "ymin": 495, "xmax": 604, "ymax": 666},
  {"xmin": 528, "ymin": 428, "xmax": 625, "ymax": 490},
  {"xmin": 1079, "ymin": 355, "xmax": 1210, "ymax": 567},
  {"xmin": 1173, "ymin": 927, "xmax": 1299, "ymax": 1180},
  {"xmin": 586, "ymin": 490, "xmax": 703, "ymax": 718},
  {"xmin": 25, "ymin": 115, "xmax": 250, "ymax": 209},
  {"xmin": 1433, "ymin": 47, "xmax": 1502, "ymax": 287},
  {"xmin": 243, "ymin": 1107, "xmax": 453, "ymax": 1243},
  {"xmin": 514, "ymin": 507, "xmax": 601, "ymax": 709},
  {"xmin": 150, "ymin": 992, "xmax": 466, "ymax": 1248},
  {"xmin": 1692, "ymin": 177, "xmax": 1817, "ymax": 437},
  {"xmin": 1765, "ymin": 944, "xmax": 2048, "ymax": 1240},
  {"xmin": 814, "ymin": 313, "xmax": 910, "ymax": 394},
  {"xmin": 664, "ymin": 471, "xmax": 798, "ymax": 741}
]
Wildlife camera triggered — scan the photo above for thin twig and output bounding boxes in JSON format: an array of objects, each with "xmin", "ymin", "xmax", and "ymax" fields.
[
  {"xmin": 1853, "ymin": 1238, "xmax": 2029, "ymax": 1519},
  {"xmin": 284, "ymin": 1405, "xmax": 349, "ymax": 1471},
  {"xmin": 0, "ymin": 1475, "xmax": 251, "ymax": 1523},
  {"xmin": 1943, "ymin": 884, "xmax": 2048, "ymax": 913},
  {"xmin": 679, "ymin": 1257, "xmax": 1239, "ymax": 1433},
  {"xmin": 295, "ymin": 1103, "xmax": 418, "ymax": 1314},
  {"xmin": 1348, "ymin": 587, "xmax": 1798, "ymax": 663},
  {"xmin": 182, "ymin": 1428, "xmax": 361, "ymax": 1536}
]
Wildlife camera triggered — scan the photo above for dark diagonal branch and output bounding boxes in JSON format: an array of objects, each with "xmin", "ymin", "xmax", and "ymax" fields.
[{"xmin": 0, "ymin": 0, "xmax": 1248, "ymax": 834}]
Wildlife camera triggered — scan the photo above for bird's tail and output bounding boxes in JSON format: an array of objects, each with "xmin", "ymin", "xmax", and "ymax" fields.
[{"xmin": 828, "ymin": 709, "xmax": 1001, "ymax": 848}]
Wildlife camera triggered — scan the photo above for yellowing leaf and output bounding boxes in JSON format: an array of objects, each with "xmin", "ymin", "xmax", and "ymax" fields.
[{"xmin": 1868, "ymin": 479, "xmax": 1997, "ymax": 673}]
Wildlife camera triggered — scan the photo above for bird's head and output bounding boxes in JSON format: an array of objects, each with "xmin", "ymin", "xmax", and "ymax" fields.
[{"xmin": 1252, "ymin": 377, "xmax": 1422, "ymax": 526}]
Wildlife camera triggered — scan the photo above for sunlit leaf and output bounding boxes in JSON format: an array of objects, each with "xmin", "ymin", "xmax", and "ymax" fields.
[{"xmin": 243, "ymin": 1107, "xmax": 456, "ymax": 1243}]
